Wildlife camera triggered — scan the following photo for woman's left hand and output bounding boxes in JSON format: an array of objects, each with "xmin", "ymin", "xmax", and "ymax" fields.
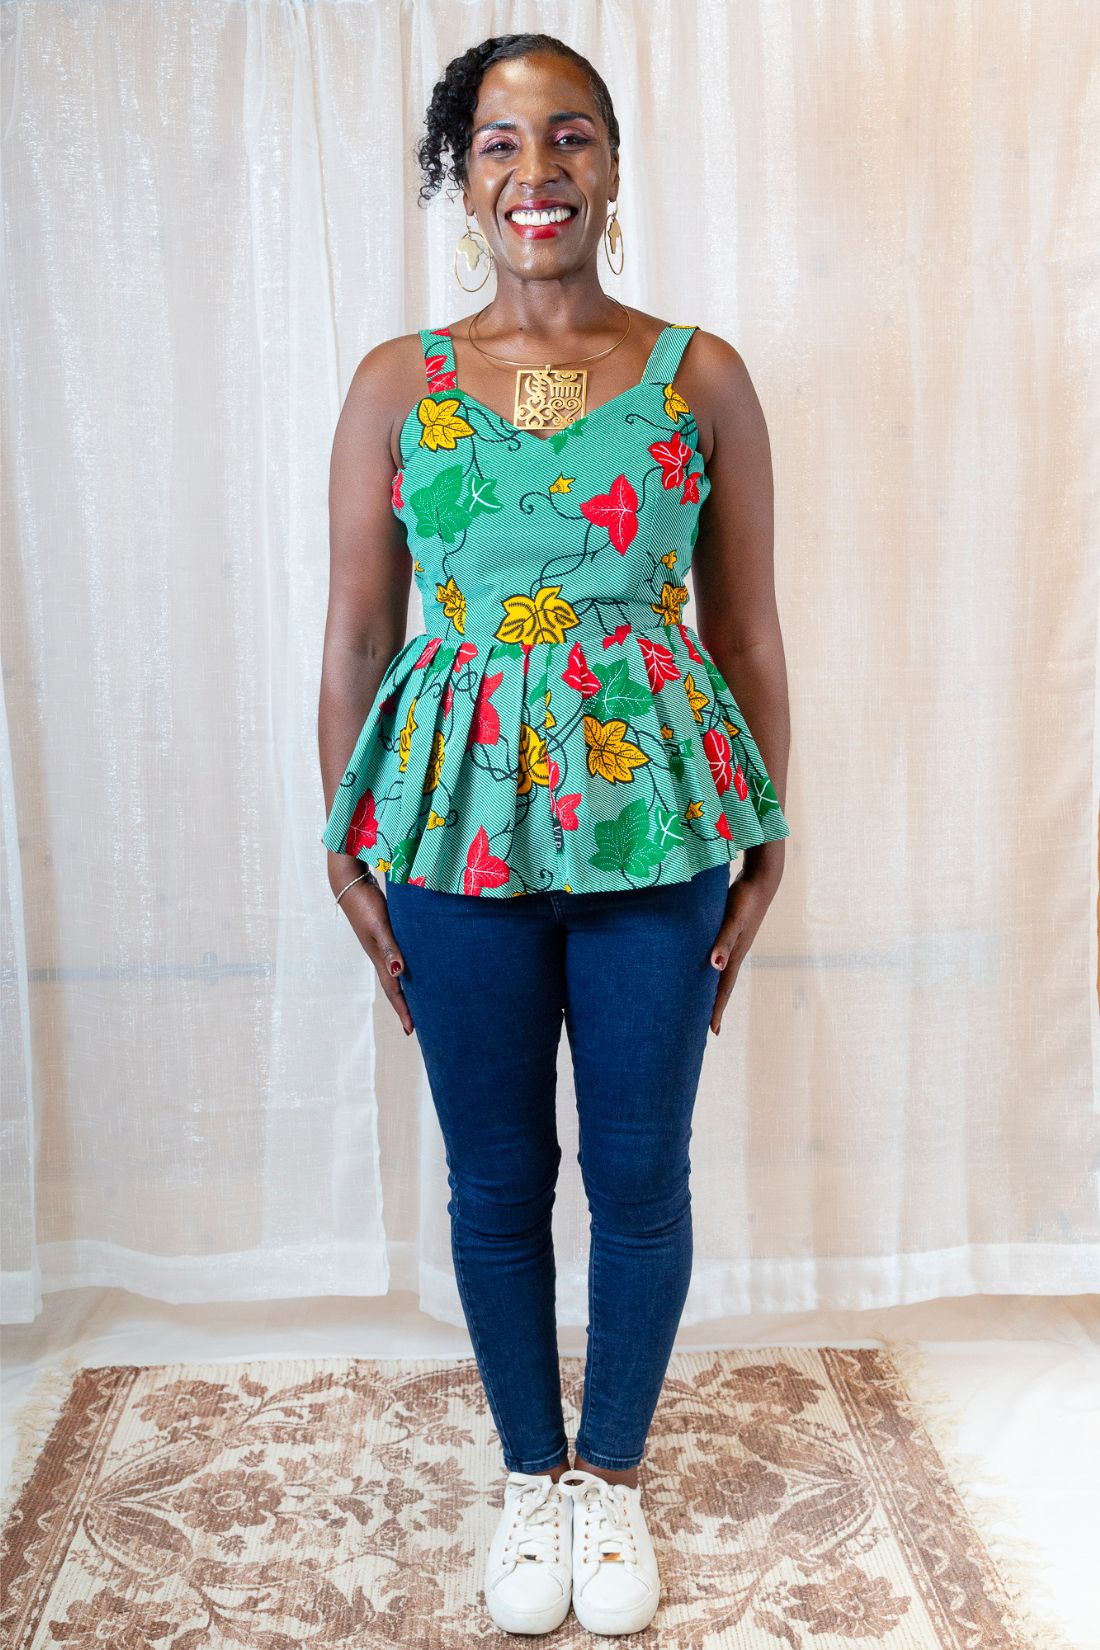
[{"xmin": 708, "ymin": 866, "xmax": 783, "ymax": 1035}]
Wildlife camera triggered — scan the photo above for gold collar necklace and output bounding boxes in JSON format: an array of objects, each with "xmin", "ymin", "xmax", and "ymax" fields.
[{"xmin": 464, "ymin": 300, "xmax": 633, "ymax": 433}]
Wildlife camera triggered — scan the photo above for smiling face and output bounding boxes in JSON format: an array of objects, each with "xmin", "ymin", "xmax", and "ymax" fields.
[{"xmin": 461, "ymin": 51, "xmax": 620, "ymax": 279}]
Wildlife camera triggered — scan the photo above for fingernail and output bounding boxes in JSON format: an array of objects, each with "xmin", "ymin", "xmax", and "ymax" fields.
[
  {"xmin": 390, "ymin": 960, "xmax": 402, "ymax": 975},
  {"xmin": 712, "ymin": 953, "xmax": 726, "ymax": 969}
]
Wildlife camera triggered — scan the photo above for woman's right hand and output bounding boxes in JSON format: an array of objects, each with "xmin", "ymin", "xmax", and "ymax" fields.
[{"xmin": 339, "ymin": 879, "xmax": 414, "ymax": 1036}]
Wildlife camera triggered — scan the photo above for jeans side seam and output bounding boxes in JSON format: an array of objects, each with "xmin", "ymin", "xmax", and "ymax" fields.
[{"xmin": 450, "ymin": 1197, "xmax": 519, "ymax": 1469}]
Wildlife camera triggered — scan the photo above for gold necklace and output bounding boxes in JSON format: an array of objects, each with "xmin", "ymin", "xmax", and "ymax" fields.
[{"xmin": 465, "ymin": 300, "xmax": 633, "ymax": 433}]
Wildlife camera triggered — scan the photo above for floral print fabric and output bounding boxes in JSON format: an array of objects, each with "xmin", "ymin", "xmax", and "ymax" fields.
[{"xmin": 321, "ymin": 323, "xmax": 790, "ymax": 897}]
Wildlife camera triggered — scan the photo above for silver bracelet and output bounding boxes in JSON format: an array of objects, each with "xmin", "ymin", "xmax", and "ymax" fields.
[{"xmin": 334, "ymin": 868, "xmax": 379, "ymax": 905}]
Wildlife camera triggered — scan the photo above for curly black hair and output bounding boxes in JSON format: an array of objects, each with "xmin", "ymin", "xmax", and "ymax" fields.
[{"xmin": 415, "ymin": 33, "xmax": 620, "ymax": 208}]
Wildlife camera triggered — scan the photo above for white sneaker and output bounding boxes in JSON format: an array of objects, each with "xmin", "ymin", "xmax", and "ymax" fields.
[
  {"xmin": 559, "ymin": 1468, "xmax": 661, "ymax": 1635},
  {"xmin": 483, "ymin": 1470, "xmax": 573, "ymax": 1635}
]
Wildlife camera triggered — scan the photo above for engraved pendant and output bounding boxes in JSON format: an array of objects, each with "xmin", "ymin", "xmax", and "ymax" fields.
[{"xmin": 513, "ymin": 366, "xmax": 588, "ymax": 432}]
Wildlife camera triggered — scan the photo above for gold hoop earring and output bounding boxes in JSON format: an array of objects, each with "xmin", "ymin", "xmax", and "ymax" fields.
[
  {"xmin": 603, "ymin": 203, "xmax": 624, "ymax": 276},
  {"xmin": 453, "ymin": 212, "xmax": 494, "ymax": 291}
]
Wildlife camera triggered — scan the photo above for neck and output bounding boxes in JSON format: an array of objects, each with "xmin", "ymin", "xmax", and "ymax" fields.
[{"xmin": 468, "ymin": 273, "xmax": 624, "ymax": 353}]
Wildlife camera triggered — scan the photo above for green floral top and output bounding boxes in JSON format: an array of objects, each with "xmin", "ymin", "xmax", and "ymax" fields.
[{"xmin": 322, "ymin": 322, "xmax": 790, "ymax": 896}]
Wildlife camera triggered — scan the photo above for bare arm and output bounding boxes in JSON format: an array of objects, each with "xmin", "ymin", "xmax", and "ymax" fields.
[
  {"xmin": 319, "ymin": 340, "xmax": 413, "ymax": 890},
  {"xmin": 690, "ymin": 333, "xmax": 791, "ymax": 884},
  {"xmin": 317, "ymin": 338, "xmax": 416, "ymax": 1031},
  {"xmin": 687, "ymin": 332, "xmax": 792, "ymax": 1033}
]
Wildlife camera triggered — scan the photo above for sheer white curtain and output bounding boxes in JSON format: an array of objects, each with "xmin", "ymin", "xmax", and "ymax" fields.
[{"xmin": 3, "ymin": 0, "xmax": 1097, "ymax": 1329}]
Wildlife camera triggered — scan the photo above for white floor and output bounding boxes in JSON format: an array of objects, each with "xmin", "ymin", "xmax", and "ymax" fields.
[{"xmin": 3, "ymin": 1289, "xmax": 1097, "ymax": 1649}]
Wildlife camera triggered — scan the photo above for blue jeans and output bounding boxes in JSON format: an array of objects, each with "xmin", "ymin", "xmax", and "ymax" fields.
[{"xmin": 385, "ymin": 863, "xmax": 729, "ymax": 1473}]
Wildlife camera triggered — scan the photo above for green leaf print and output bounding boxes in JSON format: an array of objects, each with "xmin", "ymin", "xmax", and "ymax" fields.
[
  {"xmin": 650, "ymin": 808, "xmax": 685, "ymax": 853},
  {"xmin": 589, "ymin": 657, "xmax": 651, "ymax": 722},
  {"xmin": 588, "ymin": 798, "xmax": 664, "ymax": 876},
  {"xmin": 547, "ymin": 417, "xmax": 589, "ymax": 454},
  {"xmin": 669, "ymin": 752, "xmax": 685, "ymax": 782},
  {"xmin": 463, "ymin": 473, "xmax": 503, "ymax": 518},
  {"xmin": 425, "ymin": 645, "xmax": 456, "ymax": 678},
  {"xmin": 390, "ymin": 834, "xmax": 422, "ymax": 880},
  {"xmin": 750, "ymin": 771, "xmax": 783, "ymax": 817},
  {"xmin": 410, "ymin": 465, "xmax": 473, "ymax": 544}
]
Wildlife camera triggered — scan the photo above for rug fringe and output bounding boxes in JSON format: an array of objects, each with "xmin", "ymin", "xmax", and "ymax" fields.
[
  {"xmin": 1, "ymin": 1352, "xmax": 84, "ymax": 1528},
  {"xmin": 877, "ymin": 1336, "xmax": 1079, "ymax": 1650}
]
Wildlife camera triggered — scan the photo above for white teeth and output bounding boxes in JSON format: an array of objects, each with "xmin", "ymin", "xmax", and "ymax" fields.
[{"xmin": 510, "ymin": 206, "xmax": 575, "ymax": 226}]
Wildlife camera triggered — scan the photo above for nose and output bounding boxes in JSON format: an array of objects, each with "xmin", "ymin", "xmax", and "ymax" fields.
[{"xmin": 513, "ymin": 140, "xmax": 566, "ymax": 193}]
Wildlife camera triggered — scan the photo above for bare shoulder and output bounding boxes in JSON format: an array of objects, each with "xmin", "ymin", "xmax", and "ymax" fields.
[
  {"xmin": 339, "ymin": 331, "xmax": 430, "ymax": 469},
  {"xmin": 677, "ymin": 328, "xmax": 764, "ymax": 463}
]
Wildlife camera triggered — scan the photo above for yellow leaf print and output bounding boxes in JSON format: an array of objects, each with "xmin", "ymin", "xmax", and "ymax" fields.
[
  {"xmin": 414, "ymin": 559, "xmax": 423, "ymax": 573},
  {"xmin": 660, "ymin": 724, "xmax": 675, "ymax": 739},
  {"xmin": 683, "ymin": 674, "xmax": 709, "ymax": 723},
  {"xmin": 399, "ymin": 698, "xmax": 418, "ymax": 772},
  {"xmin": 663, "ymin": 383, "xmax": 690, "ymax": 422},
  {"xmin": 417, "ymin": 397, "xmax": 474, "ymax": 451},
  {"xmin": 423, "ymin": 730, "xmax": 445, "ymax": 793},
  {"xmin": 516, "ymin": 722, "xmax": 550, "ymax": 794},
  {"xmin": 549, "ymin": 474, "xmax": 575, "ymax": 493},
  {"xmin": 375, "ymin": 859, "xmax": 391, "ymax": 873},
  {"xmin": 684, "ymin": 800, "xmax": 705, "ymax": 821},
  {"xmin": 436, "ymin": 575, "xmax": 466, "ymax": 634},
  {"xmin": 722, "ymin": 716, "xmax": 741, "ymax": 737},
  {"xmin": 583, "ymin": 716, "xmax": 649, "ymax": 783},
  {"xmin": 427, "ymin": 810, "xmax": 447, "ymax": 829},
  {"xmin": 496, "ymin": 585, "xmax": 581, "ymax": 647},
  {"xmin": 563, "ymin": 882, "xmax": 572, "ymax": 892},
  {"xmin": 544, "ymin": 689, "xmax": 556, "ymax": 729},
  {"xmin": 651, "ymin": 581, "xmax": 689, "ymax": 625},
  {"xmin": 661, "ymin": 550, "xmax": 678, "ymax": 569}
]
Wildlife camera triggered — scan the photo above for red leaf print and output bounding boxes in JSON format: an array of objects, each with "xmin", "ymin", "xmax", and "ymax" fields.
[
  {"xmin": 468, "ymin": 670, "xmax": 504, "ymax": 746},
  {"xmin": 636, "ymin": 634, "xmax": 682, "ymax": 691},
  {"xmin": 561, "ymin": 642, "xmax": 602, "ymax": 697},
  {"xmin": 409, "ymin": 875, "xmax": 428, "ymax": 884},
  {"xmin": 378, "ymin": 692, "xmax": 397, "ymax": 715},
  {"xmin": 680, "ymin": 470, "xmax": 701, "ymax": 504},
  {"xmin": 345, "ymin": 790, "xmax": 378, "ymax": 855},
  {"xmin": 454, "ymin": 641, "xmax": 479, "ymax": 670},
  {"xmin": 415, "ymin": 636, "xmax": 442, "ymax": 669},
  {"xmin": 464, "ymin": 825, "xmax": 510, "ymax": 895},
  {"xmin": 522, "ymin": 643, "xmax": 532, "ymax": 679},
  {"xmin": 391, "ymin": 470, "xmax": 404, "ymax": 510},
  {"xmin": 703, "ymin": 727, "xmax": 733, "ymax": 794},
  {"xmin": 424, "ymin": 351, "xmax": 457, "ymax": 393},
  {"xmin": 442, "ymin": 684, "xmax": 453, "ymax": 717},
  {"xmin": 580, "ymin": 473, "xmax": 638, "ymax": 553},
  {"xmin": 716, "ymin": 812, "xmax": 733, "ymax": 839},
  {"xmin": 648, "ymin": 433, "xmax": 693, "ymax": 491},
  {"xmin": 733, "ymin": 762, "xmax": 748, "ymax": 801},
  {"xmin": 677, "ymin": 623, "xmax": 704, "ymax": 663},
  {"xmin": 552, "ymin": 792, "xmax": 581, "ymax": 830},
  {"xmin": 603, "ymin": 622, "xmax": 633, "ymax": 648},
  {"xmin": 547, "ymin": 760, "xmax": 581, "ymax": 831}
]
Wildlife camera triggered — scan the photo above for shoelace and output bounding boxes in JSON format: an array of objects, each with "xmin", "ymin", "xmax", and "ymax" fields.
[
  {"xmin": 561, "ymin": 1472, "xmax": 637, "ymax": 1564},
  {"xmin": 505, "ymin": 1474, "xmax": 565, "ymax": 1564}
]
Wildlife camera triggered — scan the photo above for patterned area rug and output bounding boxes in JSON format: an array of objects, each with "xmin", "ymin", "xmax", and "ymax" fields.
[{"xmin": 1, "ymin": 1344, "xmax": 1072, "ymax": 1649}]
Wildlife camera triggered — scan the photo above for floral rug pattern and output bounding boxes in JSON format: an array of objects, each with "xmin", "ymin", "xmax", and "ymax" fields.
[{"xmin": 1, "ymin": 1349, "xmax": 1051, "ymax": 1648}]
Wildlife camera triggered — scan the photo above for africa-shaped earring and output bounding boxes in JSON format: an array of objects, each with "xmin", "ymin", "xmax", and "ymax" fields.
[
  {"xmin": 453, "ymin": 211, "xmax": 494, "ymax": 291},
  {"xmin": 603, "ymin": 201, "xmax": 624, "ymax": 275}
]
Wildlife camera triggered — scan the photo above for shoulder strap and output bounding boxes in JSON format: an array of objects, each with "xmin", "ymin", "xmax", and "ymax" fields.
[
  {"xmin": 421, "ymin": 326, "xmax": 456, "ymax": 388},
  {"xmin": 642, "ymin": 323, "xmax": 698, "ymax": 387}
]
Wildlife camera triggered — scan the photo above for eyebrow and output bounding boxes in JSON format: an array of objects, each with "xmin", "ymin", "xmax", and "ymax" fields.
[{"xmin": 472, "ymin": 111, "xmax": 597, "ymax": 137}]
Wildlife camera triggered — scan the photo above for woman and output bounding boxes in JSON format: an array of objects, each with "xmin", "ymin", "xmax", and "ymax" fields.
[{"xmin": 318, "ymin": 32, "xmax": 791, "ymax": 1639}]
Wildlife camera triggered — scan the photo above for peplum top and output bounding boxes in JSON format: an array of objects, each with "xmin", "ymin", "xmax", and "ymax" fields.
[{"xmin": 321, "ymin": 322, "xmax": 790, "ymax": 897}]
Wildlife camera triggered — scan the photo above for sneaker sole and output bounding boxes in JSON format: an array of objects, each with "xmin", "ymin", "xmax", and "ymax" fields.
[{"xmin": 485, "ymin": 1589, "xmax": 572, "ymax": 1635}]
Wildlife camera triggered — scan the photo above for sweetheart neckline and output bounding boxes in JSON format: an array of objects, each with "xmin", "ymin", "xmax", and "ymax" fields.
[{"xmin": 397, "ymin": 381, "xmax": 704, "ymax": 469}]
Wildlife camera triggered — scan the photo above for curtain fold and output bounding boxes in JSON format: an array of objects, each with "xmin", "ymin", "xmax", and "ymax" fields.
[{"xmin": 2, "ymin": 0, "xmax": 1097, "ymax": 1328}]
